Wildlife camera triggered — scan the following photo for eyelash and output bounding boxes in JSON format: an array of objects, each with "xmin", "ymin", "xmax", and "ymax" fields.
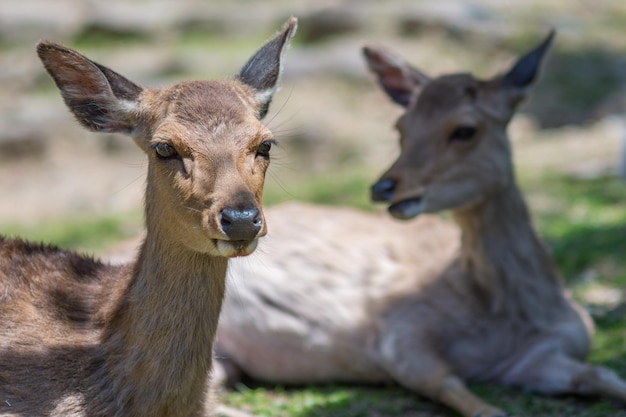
[
  {"xmin": 150, "ymin": 139, "xmax": 275, "ymax": 161},
  {"xmin": 256, "ymin": 140, "xmax": 275, "ymax": 159},
  {"xmin": 449, "ymin": 126, "xmax": 477, "ymax": 142},
  {"xmin": 151, "ymin": 143, "xmax": 179, "ymax": 160}
]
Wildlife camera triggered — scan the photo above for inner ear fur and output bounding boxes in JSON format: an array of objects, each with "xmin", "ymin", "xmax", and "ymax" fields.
[
  {"xmin": 36, "ymin": 41, "xmax": 143, "ymax": 134},
  {"xmin": 362, "ymin": 45, "xmax": 430, "ymax": 108},
  {"xmin": 237, "ymin": 17, "xmax": 298, "ymax": 119}
]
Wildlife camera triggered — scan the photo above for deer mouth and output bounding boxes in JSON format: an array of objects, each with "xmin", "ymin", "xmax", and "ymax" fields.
[
  {"xmin": 388, "ymin": 197, "xmax": 424, "ymax": 220},
  {"xmin": 214, "ymin": 238, "xmax": 259, "ymax": 258}
]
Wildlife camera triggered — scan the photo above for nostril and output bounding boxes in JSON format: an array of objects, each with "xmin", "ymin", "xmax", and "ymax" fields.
[
  {"xmin": 220, "ymin": 217, "xmax": 232, "ymax": 228},
  {"xmin": 371, "ymin": 178, "xmax": 397, "ymax": 202},
  {"xmin": 220, "ymin": 207, "xmax": 262, "ymax": 240},
  {"xmin": 252, "ymin": 210, "xmax": 262, "ymax": 227}
]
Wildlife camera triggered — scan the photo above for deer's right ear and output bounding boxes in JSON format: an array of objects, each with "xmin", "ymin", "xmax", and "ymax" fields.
[
  {"xmin": 237, "ymin": 17, "xmax": 298, "ymax": 119},
  {"xmin": 36, "ymin": 41, "xmax": 143, "ymax": 134},
  {"xmin": 362, "ymin": 46, "xmax": 430, "ymax": 108},
  {"xmin": 502, "ymin": 30, "xmax": 555, "ymax": 90}
]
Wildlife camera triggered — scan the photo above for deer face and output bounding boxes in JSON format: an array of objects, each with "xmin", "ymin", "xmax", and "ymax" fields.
[
  {"xmin": 371, "ymin": 74, "xmax": 514, "ymax": 220},
  {"xmin": 130, "ymin": 81, "xmax": 274, "ymax": 256},
  {"xmin": 37, "ymin": 18, "xmax": 297, "ymax": 257},
  {"xmin": 138, "ymin": 81, "xmax": 274, "ymax": 256},
  {"xmin": 364, "ymin": 31, "xmax": 554, "ymax": 220}
]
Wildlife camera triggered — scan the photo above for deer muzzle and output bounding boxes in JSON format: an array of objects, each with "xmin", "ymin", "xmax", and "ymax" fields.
[
  {"xmin": 219, "ymin": 206, "xmax": 263, "ymax": 241},
  {"xmin": 388, "ymin": 197, "xmax": 424, "ymax": 220},
  {"xmin": 371, "ymin": 178, "xmax": 397, "ymax": 202}
]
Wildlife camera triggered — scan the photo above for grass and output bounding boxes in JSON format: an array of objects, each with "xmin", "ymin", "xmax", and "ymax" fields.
[
  {"xmin": 262, "ymin": 166, "xmax": 376, "ymax": 212},
  {"xmin": 0, "ymin": 211, "xmax": 142, "ymax": 254},
  {"xmin": 534, "ymin": 175, "xmax": 626, "ymax": 284},
  {"xmin": 219, "ymin": 382, "xmax": 626, "ymax": 417},
  {"xmin": 220, "ymin": 385, "xmax": 444, "ymax": 417}
]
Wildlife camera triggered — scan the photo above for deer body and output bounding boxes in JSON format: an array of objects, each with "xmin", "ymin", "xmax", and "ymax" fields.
[
  {"xmin": 0, "ymin": 18, "xmax": 297, "ymax": 417},
  {"xmin": 213, "ymin": 33, "xmax": 626, "ymax": 416},
  {"xmin": 216, "ymin": 204, "xmax": 456, "ymax": 384},
  {"xmin": 217, "ymin": 198, "xmax": 592, "ymax": 394},
  {"xmin": 0, "ymin": 239, "xmax": 222, "ymax": 417}
]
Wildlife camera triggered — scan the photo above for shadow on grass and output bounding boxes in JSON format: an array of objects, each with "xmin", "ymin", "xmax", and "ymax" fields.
[
  {"xmin": 222, "ymin": 383, "xmax": 447, "ymax": 417},
  {"xmin": 223, "ymin": 380, "xmax": 626, "ymax": 417},
  {"xmin": 549, "ymin": 221, "xmax": 626, "ymax": 282},
  {"xmin": 535, "ymin": 175, "xmax": 626, "ymax": 283},
  {"xmin": 521, "ymin": 45, "xmax": 626, "ymax": 129}
]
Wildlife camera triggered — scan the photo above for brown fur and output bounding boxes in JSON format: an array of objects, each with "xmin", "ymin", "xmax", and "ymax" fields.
[
  {"xmin": 205, "ymin": 33, "xmax": 626, "ymax": 417},
  {"xmin": 0, "ymin": 18, "xmax": 297, "ymax": 417}
]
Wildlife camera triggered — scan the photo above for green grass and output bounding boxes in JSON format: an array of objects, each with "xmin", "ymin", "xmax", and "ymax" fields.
[
  {"xmin": 219, "ymin": 385, "xmax": 444, "ymax": 417},
  {"xmin": 71, "ymin": 25, "xmax": 153, "ymax": 49},
  {"xmin": 0, "ymin": 211, "xmax": 142, "ymax": 253},
  {"xmin": 219, "ymin": 382, "xmax": 626, "ymax": 417},
  {"xmin": 262, "ymin": 167, "xmax": 376, "ymax": 211},
  {"xmin": 530, "ymin": 175, "xmax": 626, "ymax": 286}
]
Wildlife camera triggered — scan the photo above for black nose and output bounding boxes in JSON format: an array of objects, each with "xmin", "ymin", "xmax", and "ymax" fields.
[
  {"xmin": 371, "ymin": 178, "xmax": 396, "ymax": 202},
  {"xmin": 220, "ymin": 207, "xmax": 262, "ymax": 240}
]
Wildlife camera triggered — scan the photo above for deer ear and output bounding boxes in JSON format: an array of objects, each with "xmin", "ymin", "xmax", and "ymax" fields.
[
  {"xmin": 502, "ymin": 30, "xmax": 555, "ymax": 89},
  {"xmin": 36, "ymin": 41, "xmax": 143, "ymax": 134},
  {"xmin": 237, "ymin": 17, "xmax": 298, "ymax": 119},
  {"xmin": 362, "ymin": 46, "xmax": 430, "ymax": 108}
]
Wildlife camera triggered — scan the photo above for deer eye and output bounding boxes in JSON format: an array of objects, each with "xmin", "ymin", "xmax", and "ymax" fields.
[
  {"xmin": 256, "ymin": 140, "xmax": 273, "ymax": 159},
  {"xmin": 449, "ymin": 126, "xmax": 477, "ymax": 142},
  {"xmin": 152, "ymin": 143, "xmax": 178, "ymax": 160}
]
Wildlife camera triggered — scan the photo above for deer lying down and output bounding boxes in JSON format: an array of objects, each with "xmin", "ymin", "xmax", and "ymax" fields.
[
  {"xmin": 213, "ymin": 32, "xmax": 626, "ymax": 416},
  {"xmin": 0, "ymin": 18, "xmax": 297, "ymax": 417}
]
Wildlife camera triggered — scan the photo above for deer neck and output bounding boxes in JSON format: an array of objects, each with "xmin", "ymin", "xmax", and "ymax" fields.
[
  {"xmin": 452, "ymin": 180, "xmax": 568, "ymax": 325},
  {"xmin": 94, "ymin": 225, "xmax": 227, "ymax": 416}
]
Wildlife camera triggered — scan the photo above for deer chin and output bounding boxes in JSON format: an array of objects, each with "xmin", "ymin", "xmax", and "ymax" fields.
[
  {"xmin": 215, "ymin": 238, "xmax": 259, "ymax": 258},
  {"xmin": 388, "ymin": 197, "xmax": 424, "ymax": 220}
]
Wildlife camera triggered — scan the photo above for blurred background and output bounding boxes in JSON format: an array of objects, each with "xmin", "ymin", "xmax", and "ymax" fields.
[{"xmin": 1, "ymin": 0, "xmax": 625, "ymax": 415}]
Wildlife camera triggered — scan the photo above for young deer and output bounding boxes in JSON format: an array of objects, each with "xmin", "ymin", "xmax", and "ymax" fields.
[
  {"xmin": 0, "ymin": 18, "xmax": 297, "ymax": 417},
  {"xmin": 212, "ymin": 32, "xmax": 626, "ymax": 416}
]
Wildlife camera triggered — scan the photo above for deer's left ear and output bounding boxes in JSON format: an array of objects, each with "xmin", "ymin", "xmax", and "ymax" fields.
[
  {"xmin": 237, "ymin": 17, "xmax": 298, "ymax": 119},
  {"xmin": 37, "ymin": 41, "xmax": 143, "ymax": 134},
  {"xmin": 362, "ymin": 46, "xmax": 430, "ymax": 108},
  {"xmin": 501, "ymin": 30, "xmax": 555, "ymax": 94}
]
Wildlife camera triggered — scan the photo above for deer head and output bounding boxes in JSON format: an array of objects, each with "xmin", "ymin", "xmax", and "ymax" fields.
[
  {"xmin": 365, "ymin": 31, "xmax": 554, "ymax": 220},
  {"xmin": 36, "ymin": 18, "xmax": 297, "ymax": 257}
]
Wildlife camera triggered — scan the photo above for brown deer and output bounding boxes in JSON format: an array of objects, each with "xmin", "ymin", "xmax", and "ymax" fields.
[
  {"xmin": 210, "ymin": 32, "xmax": 626, "ymax": 416},
  {"xmin": 0, "ymin": 18, "xmax": 297, "ymax": 417}
]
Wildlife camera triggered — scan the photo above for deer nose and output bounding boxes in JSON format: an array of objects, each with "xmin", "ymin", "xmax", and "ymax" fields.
[
  {"xmin": 371, "ymin": 178, "xmax": 396, "ymax": 202},
  {"xmin": 219, "ymin": 207, "xmax": 262, "ymax": 240}
]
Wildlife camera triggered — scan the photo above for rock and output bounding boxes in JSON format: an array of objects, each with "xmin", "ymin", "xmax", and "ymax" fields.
[
  {"xmin": 0, "ymin": 128, "xmax": 46, "ymax": 161},
  {"xmin": 283, "ymin": 39, "xmax": 370, "ymax": 80},
  {"xmin": 0, "ymin": 0, "xmax": 87, "ymax": 44},
  {"xmin": 395, "ymin": 2, "xmax": 504, "ymax": 40},
  {"xmin": 297, "ymin": 7, "xmax": 365, "ymax": 44},
  {"xmin": 85, "ymin": 0, "xmax": 183, "ymax": 36},
  {"xmin": 0, "ymin": 50, "xmax": 43, "ymax": 94}
]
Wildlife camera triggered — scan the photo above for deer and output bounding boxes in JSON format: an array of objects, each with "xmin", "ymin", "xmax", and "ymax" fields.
[
  {"xmin": 208, "ymin": 31, "xmax": 626, "ymax": 417},
  {"xmin": 0, "ymin": 17, "xmax": 297, "ymax": 417}
]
